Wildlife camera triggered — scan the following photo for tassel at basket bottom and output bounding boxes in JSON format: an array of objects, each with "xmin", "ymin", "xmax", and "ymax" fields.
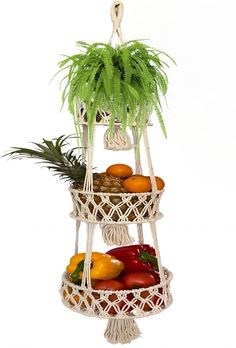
[
  {"xmin": 104, "ymin": 126, "xmax": 133, "ymax": 151},
  {"xmin": 104, "ymin": 318, "xmax": 141, "ymax": 344},
  {"xmin": 101, "ymin": 224, "xmax": 134, "ymax": 246}
]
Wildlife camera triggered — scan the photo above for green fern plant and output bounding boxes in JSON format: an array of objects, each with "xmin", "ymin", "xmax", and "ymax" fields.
[{"xmin": 57, "ymin": 40, "xmax": 175, "ymax": 142}]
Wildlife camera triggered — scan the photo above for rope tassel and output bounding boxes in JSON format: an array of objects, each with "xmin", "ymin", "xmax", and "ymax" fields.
[
  {"xmin": 104, "ymin": 318, "xmax": 141, "ymax": 344},
  {"xmin": 104, "ymin": 127, "xmax": 133, "ymax": 151},
  {"xmin": 101, "ymin": 224, "xmax": 134, "ymax": 246}
]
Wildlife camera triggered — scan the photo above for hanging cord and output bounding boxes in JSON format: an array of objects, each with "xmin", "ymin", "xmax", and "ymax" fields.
[
  {"xmin": 109, "ymin": 1, "xmax": 125, "ymax": 44},
  {"xmin": 132, "ymin": 127, "xmax": 145, "ymax": 244},
  {"xmin": 143, "ymin": 127, "xmax": 158, "ymax": 193},
  {"xmin": 104, "ymin": 126, "xmax": 133, "ymax": 151},
  {"xmin": 150, "ymin": 221, "xmax": 165, "ymax": 283},
  {"xmin": 81, "ymin": 223, "xmax": 95, "ymax": 289},
  {"xmin": 74, "ymin": 220, "xmax": 81, "ymax": 254},
  {"xmin": 132, "ymin": 126, "xmax": 143, "ymax": 175},
  {"xmin": 83, "ymin": 126, "xmax": 95, "ymax": 192}
]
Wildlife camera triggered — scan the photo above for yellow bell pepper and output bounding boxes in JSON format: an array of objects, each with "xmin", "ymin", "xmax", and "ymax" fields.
[{"xmin": 66, "ymin": 252, "xmax": 124, "ymax": 282}]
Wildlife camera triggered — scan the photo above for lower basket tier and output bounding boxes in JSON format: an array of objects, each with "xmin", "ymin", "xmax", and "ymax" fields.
[
  {"xmin": 60, "ymin": 268, "xmax": 173, "ymax": 319},
  {"xmin": 69, "ymin": 188, "xmax": 164, "ymax": 224}
]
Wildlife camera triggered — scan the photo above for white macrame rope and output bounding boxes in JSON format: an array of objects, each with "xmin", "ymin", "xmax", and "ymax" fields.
[
  {"xmin": 132, "ymin": 127, "xmax": 145, "ymax": 244},
  {"xmin": 70, "ymin": 189, "xmax": 163, "ymax": 224},
  {"xmin": 150, "ymin": 221, "xmax": 165, "ymax": 284},
  {"xmin": 109, "ymin": 1, "xmax": 125, "ymax": 45},
  {"xmin": 83, "ymin": 126, "xmax": 95, "ymax": 193},
  {"xmin": 104, "ymin": 126, "xmax": 133, "ymax": 150},
  {"xmin": 137, "ymin": 223, "xmax": 144, "ymax": 244},
  {"xmin": 61, "ymin": 268, "xmax": 173, "ymax": 318},
  {"xmin": 82, "ymin": 124, "xmax": 88, "ymax": 161},
  {"xmin": 104, "ymin": 318, "xmax": 141, "ymax": 344},
  {"xmin": 132, "ymin": 126, "xmax": 143, "ymax": 175},
  {"xmin": 74, "ymin": 220, "xmax": 81, "ymax": 254},
  {"xmin": 81, "ymin": 223, "xmax": 95, "ymax": 289},
  {"xmin": 143, "ymin": 127, "xmax": 158, "ymax": 193},
  {"xmin": 101, "ymin": 224, "xmax": 134, "ymax": 245}
]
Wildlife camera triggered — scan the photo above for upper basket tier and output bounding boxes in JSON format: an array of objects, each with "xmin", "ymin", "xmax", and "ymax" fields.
[{"xmin": 70, "ymin": 187, "xmax": 163, "ymax": 224}]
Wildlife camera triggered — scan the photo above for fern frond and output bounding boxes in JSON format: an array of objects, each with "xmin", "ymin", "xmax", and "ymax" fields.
[{"xmin": 56, "ymin": 40, "xmax": 175, "ymax": 142}]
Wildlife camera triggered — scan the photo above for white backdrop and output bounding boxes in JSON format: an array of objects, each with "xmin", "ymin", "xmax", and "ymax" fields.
[{"xmin": 1, "ymin": 0, "xmax": 236, "ymax": 347}]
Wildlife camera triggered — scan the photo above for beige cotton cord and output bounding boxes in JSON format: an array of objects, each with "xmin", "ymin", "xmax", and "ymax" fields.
[
  {"xmin": 74, "ymin": 220, "xmax": 81, "ymax": 254},
  {"xmin": 104, "ymin": 318, "xmax": 141, "ymax": 344},
  {"xmin": 104, "ymin": 126, "xmax": 133, "ymax": 151},
  {"xmin": 81, "ymin": 223, "xmax": 95, "ymax": 289},
  {"xmin": 61, "ymin": 267, "xmax": 172, "ymax": 318},
  {"xmin": 109, "ymin": 1, "xmax": 125, "ymax": 44},
  {"xmin": 101, "ymin": 224, "xmax": 134, "ymax": 246}
]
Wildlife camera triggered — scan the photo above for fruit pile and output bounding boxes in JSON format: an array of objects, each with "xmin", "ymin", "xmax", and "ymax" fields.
[
  {"xmin": 65, "ymin": 244, "xmax": 163, "ymax": 314},
  {"xmin": 75, "ymin": 163, "xmax": 165, "ymax": 194},
  {"xmin": 72, "ymin": 164, "xmax": 165, "ymax": 222}
]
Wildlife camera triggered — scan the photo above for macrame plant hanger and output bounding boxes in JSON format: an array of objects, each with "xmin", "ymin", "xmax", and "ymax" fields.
[
  {"xmin": 104, "ymin": 1, "xmax": 133, "ymax": 152},
  {"xmin": 61, "ymin": 1, "xmax": 173, "ymax": 344}
]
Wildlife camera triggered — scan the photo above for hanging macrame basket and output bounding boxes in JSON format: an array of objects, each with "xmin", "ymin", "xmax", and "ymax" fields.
[
  {"xmin": 62, "ymin": 121, "xmax": 172, "ymax": 344},
  {"xmin": 60, "ymin": 222, "xmax": 173, "ymax": 344},
  {"xmin": 60, "ymin": 1, "xmax": 173, "ymax": 344}
]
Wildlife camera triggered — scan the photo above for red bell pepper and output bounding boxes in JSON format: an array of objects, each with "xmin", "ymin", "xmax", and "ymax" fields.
[
  {"xmin": 121, "ymin": 272, "xmax": 156, "ymax": 289},
  {"xmin": 93, "ymin": 280, "xmax": 131, "ymax": 315},
  {"xmin": 106, "ymin": 244, "xmax": 159, "ymax": 274}
]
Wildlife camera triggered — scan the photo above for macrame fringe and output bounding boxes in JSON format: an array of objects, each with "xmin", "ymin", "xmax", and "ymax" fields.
[
  {"xmin": 104, "ymin": 127, "xmax": 133, "ymax": 151},
  {"xmin": 104, "ymin": 318, "xmax": 141, "ymax": 344},
  {"xmin": 101, "ymin": 224, "xmax": 134, "ymax": 246}
]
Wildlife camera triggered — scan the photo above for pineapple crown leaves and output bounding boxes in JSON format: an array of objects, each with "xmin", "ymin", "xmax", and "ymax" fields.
[
  {"xmin": 56, "ymin": 40, "xmax": 176, "ymax": 141},
  {"xmin": 4, "ymin": 135, "xmax": 87, "ymax": 184}
]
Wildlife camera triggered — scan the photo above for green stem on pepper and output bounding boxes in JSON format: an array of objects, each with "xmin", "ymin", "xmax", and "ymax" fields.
[
  {"xmin": 139, "ymin": 250, "xmax": 159, "ymax": 271},
  {"xmin": 71, "ymin": 260, "xmax": 85, "ymax": 282}
]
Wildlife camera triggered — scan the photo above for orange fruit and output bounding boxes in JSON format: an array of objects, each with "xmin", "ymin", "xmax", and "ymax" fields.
[
  {"xmin": 106, "ymin": 164, "xmax": 133, "ymax": 178},
  {"xmin": 155, "ymin": 176, "xmax": 165, "ymax": 190},
  {"xmin": 145, "ymin": 176, "xmax": 165, "ymax": 190},
  {"xmin": 123, "ymin": 175, "xmax": 152, "ymax": 193}
]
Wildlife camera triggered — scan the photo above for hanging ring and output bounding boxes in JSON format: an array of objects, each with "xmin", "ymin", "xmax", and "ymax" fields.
[
  {"xmin": 109, "ymin": 1, "xmax": 125, "ymax": 44},
  {"xmin": 111, "ymin": 1, "xmax": 124, "ymax": 24}
]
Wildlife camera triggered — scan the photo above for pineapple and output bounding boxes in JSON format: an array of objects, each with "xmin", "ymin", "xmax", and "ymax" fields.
[
  {"xmin": 77, "ymin": 173, "xmax": 129, "ymax": 221},
  {"xmin": 5, "ymin": 136, "xmax": 150, "ymax": 222},
  {"xmin": 5, "ymin": 135, "xmax": 87, "ymax": 184},
  {"xmin": 93, "ymin": 173, "xmax": 127, "ymax": 194},
  {"xmin": 93, "ymin": 174, "xmax": 129, "ymax": 219},
  {"xmin": 77, "ymin": 173, "xmax": 150, "ymax": 222}
]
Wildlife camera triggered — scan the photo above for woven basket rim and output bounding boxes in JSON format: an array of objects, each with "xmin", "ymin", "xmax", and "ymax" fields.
[
  {"xmin": 62, "ymin": 268, "xmax": 173, "ymax": 294},
  {"xmin": 69, "ymin": 187, "xmax": 164, "ymax": 196},
  {"xmin": 78, "ymin": 120, "xmax": 154, "ymax": 127}
]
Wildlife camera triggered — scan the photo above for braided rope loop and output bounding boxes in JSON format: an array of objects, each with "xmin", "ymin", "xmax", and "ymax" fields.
[{"xmin": 109, "ymin": 1, "xmax": 125, "ymax": 44}]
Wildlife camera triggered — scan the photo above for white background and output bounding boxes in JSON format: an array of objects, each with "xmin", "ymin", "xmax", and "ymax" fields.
[{"xmin": 0, "ymin": 0, "xmax": 236, "ymax": 347}]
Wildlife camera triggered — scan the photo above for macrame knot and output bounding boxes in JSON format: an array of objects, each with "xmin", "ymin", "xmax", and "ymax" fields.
[
  {"xmin": 104, "ymin": 126, "xmax": 133, "ymax": 151},
  {"xmin": 101, "ymin": 224, "xmax": 134, "ymax": 246},
  {"xmin": 104, "ymin": 318, "xmax": 141, "ymax": 344},
  {"xmin": 109, "ymin": 1, "xmax": 125, "ymax": 44}
]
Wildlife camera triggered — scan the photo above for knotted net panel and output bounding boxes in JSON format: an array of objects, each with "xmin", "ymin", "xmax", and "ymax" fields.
[
  {"xmin": 77, "ymin": 104, "xmax": 152, "ymax": 126},
  {"xmin": 69, "ymin": 188, "xmax": 163, "ymax": 224},
  {"xmin": 61, "ymin": 268, "xmax": 172, "ymax": 319}
]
